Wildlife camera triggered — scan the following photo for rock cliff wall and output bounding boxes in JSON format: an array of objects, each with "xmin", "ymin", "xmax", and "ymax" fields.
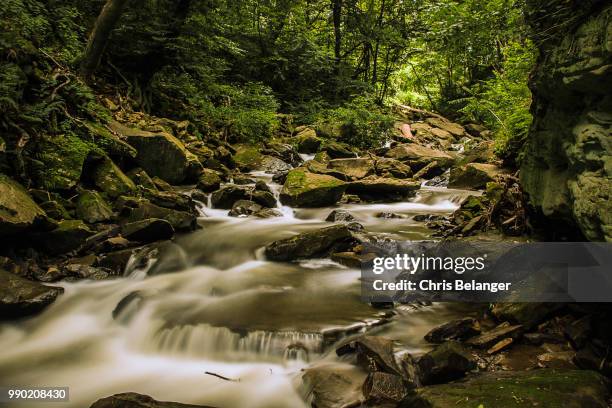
[{"xmin": 521, "ymin": 0, "xmax": 611, "ymax": 241}]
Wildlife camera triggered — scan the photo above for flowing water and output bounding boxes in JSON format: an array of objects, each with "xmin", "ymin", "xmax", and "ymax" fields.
[{"xmin": 0, "ymin": 173, "xmax": 475, "ymax": 408}]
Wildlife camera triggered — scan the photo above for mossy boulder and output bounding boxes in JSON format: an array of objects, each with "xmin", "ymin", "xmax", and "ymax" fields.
[
  {"xmin": 233, "ymin": 145, "xmax": 291, "ymax": 173},
  {"xmin": 279, "ymin": 169, "xmax": 346, "ymax": 207},
  {"xmin": 121, "ymin": 218, "xmax": 174, "ymax": 243},
  {"xmin": 91, "ymin": 156, "xmax": 136, "ymax": 198},
  {"xmin": 374, "ymin": 158, "xmax": 413, "ymax": 179},
  {"xmin": 39, "ymin": 200, "xmax": 72, "ymax": 221},
  {"xmin": 111, "ymin": 121, "xmax": 199, "ymax": 184},
  {"xmin": 124, "ymin": 198, "xmax": 197, "ymax": 231},
  {"xmin": 127, "ymin": 168, "xmax": 157, "ymax": 190},
  {"xmin": 35, "ymin": 220, "xmax": 95, "ymax": 255},
  {"xmin": 322, "ymin": 141, "xmax": 356, "ymax": 159},
  {"xmin": 33, "ymin": 133, "xmax": 98, "ymax": 190},
  {"xmin": 196, "ymin": 169, "xmax": 222, "ymax": 192},
  {"xmin": 84, "ymin": 121, "xmax": 137, "ymax": 159},
  {"xmin": 265, "ymin": 224, "xmax": 354, "ymax": 261},
  {"xmin": 385, "ymin": 144, "xmax": 454, "ymax": 171},
  {"xmin": 448, "ymin": 163, "xmax": 509, "ymax": 190},
  {"xmin": 0, "ymin": 268, "xmax": 63, "ymax": 320},
  {"xmin": 417, "ymin": 341, "xmax": 477, "ymax": 385},
  {"xmin": 346, "ymin": 177, "xmax": 420, "ymax": 202},
  {"xmin": 296, "ymin": 128, "xmax": 322, "ymax": 153},
  {"xmin": 0, "ymin": 175, "xmax": 48, "ymax": 237},
  {"xmin": 211, "ymin": 185, "xmax": 276, "ymax": 209},
  {"xmin": 76, "ymin": 190, "xmax": 113, "ymax": 223},
  {"xmin": 403, "ymin": 369, "xmax": 610, "ymax": 408},
  {"xmin": 327, "ymin": 158, "xmax": 375, "ymax": 180}
]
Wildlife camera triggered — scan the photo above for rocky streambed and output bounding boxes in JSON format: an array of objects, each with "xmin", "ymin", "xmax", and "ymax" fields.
[{"xmin": 0, "ymin": 107, "xmax": 610, "ymax": 407}]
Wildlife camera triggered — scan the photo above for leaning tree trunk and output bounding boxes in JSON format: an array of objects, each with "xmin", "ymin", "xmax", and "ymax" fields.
[{"xmin": 80, "ymin": 0, "xmax": 130, "ymax": 79}]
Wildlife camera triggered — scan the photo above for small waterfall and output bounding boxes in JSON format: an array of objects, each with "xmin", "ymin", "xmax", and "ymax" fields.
[{"xmin": 138, "ymin": 323, "xmax": 323, "ymax": 362}]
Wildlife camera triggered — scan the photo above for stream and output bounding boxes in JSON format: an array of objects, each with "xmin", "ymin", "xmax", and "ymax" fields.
[{"xmin": 0, "ymin": 172, "xmax": 476, "ymax": 407}]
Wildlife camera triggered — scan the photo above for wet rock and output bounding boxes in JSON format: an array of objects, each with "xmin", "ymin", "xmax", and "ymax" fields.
[
  {"xmin": 76, "ymin": 190, "xmax": 113, "ymax": 223},
  {"xmin": 466, "ymin": 322, "xmax": 523, "ymax": 349},
  {"xmin": 34, "ymin": 220, "xmax": 95, "ymax": 255},
  {"xmin": 385, "ymin": 143, "xmax": 454, "ymax": 171},
  {"xmin": 141, "ymin": 189, "xmax": 195, "ymax": 212},
  {"xmin": 262, "ymin": 142, "xmax": 302, "ymax": 167},
  {"xmin": 327, "ymin": 158, "xmax": 375, "ymax": 180},
  {"xmin": 127, "ymin": 168, "xmax": 157, "ymax": 190},
  {"xmin": 336, "ymin": 335, "xmax": 402, "ymax": 376},
  {"xmin": 363, "ymin": 371, "xmax": 408, "ymax": 405},
  {"xmin": 0, "ymin": 268, "xmax": 63, "ymax": 320},
  {"xmin": 122, "ymin": 219, "xmax": 175, "ymax": 243},
  {"xmin": 374, "ymin": 158, "xmax": 413, "ymax": 179},
  {"xmin": 417, "ymin": 341, "xmax": 477, "ymax": 385},
  {"xmin": 0, "ymin": 175, "xmax": 48, "ymax": 237},
  {"xmin": 253, "ymin": 208, "xmax": 283, "ymax": 218},
  {"xmin": 233, "ymin": 145, "xmax": 291, "ymax": 173},
  {"xmin": 425, "ymin": 117, "xmax": 466, "ymax": 138},
  {"xmin": 486, "ymin": 337, "xmax": 514, "ymax": 355},
  {"xmin": 296, "ymin": 128, "xmax": 322, "ymax": 153},
  {"xmin": 272, "ymin": 170, "xmax": 289, "ymax": 184},
  {"xmin": 424, "ymin": 317, "xmax": 481, "ymax": 344},
  {"xmin": 110, "ymin": 122, "xmax": 201, "ymax": 184},
  {"xmin": 322, "ymin": 141, "xmax": 356, "ymax": 159},
  {"xmin": 376, "ymin": 212, "xmax": 406, "ymax": 219},
  {"xmin": 279, "ymin": 170, "xmax": 346, "ymax": 207},
  {"xmin": 39, "ymin": 200, "xmax": 72, "ymax": 221},
  {"xmin": 232, "ymin": 174, "xmax": 257, "ymax": 185},
  {"xmin": 185, "ymin": 142, "xmax": 214, "ymax": 163},
  {"xmin": 196, "ymin": 169, "xmax": 222, "ymax": 193},
  {"xmin": 90, "ymin": 156, "xmax": 137, "ymax": 198},
  {"xmin": 265, "ymin": 224, "xmax": 353, "ymax": 261},
  {"xmin": 96, "ymin": 248, "xmax": 140, "ymax": 275},
  {"xmin": 412, "ymin": 161, "xmax": 446, "ymax": 180},
  {"xmin": 448, "ymin": 163, "xmax": 509, "ymax": 190},
  {"xmin": 255, "ymin": 180, "xmax": 273, "ymax": 194},
  {"xmin": 211, "ymin": 185, "xmax": 276, "ymax": 209},
  {"xmin": 112, "ymin": 291, "xmax": 144, "ymax": 323},
  {"xmin": 152, "ymin": 177, "xmax": 174, "ymax": 192},
  {"xmin": 346, "ymin": 177, "xmax": 419, "ymax": 201},
  {"xmin": 331, "ymin": 251, "xmax": 376, "ymax": 268},
  {"xmin": 228, "ymin": 200, "xmax": 262, "ymax": 217},
  {"xmin": 491, "ymin": 303, "xmax": 563, "ymax": 329},
  {"xmin": 301, "ymin": 364, "xmax": 365, "ymax": 408},
  {"xmin": 404, "ymin": 369, "xmax": 610, "ymax": 408},
  {"xmin": 58, "ymin": 264, "xmax": 112, "ymax": 281},
  {"xmin": 325, "ymin": 209, "xmax": 356, "ymax": 223},
  {"xmin": 125, "ymin": 198, "xmax": 197, "ymax": 231},
  {"xmin": 89, "ymin": 392, "xmax": 214, "ymax": 408}
]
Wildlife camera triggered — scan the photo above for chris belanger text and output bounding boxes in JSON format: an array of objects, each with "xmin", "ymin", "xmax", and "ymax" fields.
[{"xmin": 372, "ymin": 279, "xmax": 512, "ymax": 293}]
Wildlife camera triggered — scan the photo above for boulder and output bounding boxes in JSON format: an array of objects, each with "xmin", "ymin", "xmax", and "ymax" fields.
[
  {"xmin": 0, "ymin": 175, "xmax": 48, "ymax": 237},
  {"xmin": 336, "ymin": 336, "xmax": 402, "ymax": 376},
  {"xmin": 301, "ymin": 365, "xmax": 365, "ymax": 408},
  {"xmin": 124, "ymin": 198, "xmax": 197, "ymax": 231},
  {"xmin": 76, "ymin": 190, "xmax": 113, "ymax": 223},
  {"xmin": 325, "ymin": 209, "xmax": 356, "ymax": 223},
  {"xmin": 466, "ymin": 322, "xmax": 523, "ymax": 349},
  {"xmin": 327, "ymin": 158, "xmax": 375, "ymax": 180},
  {"xmin": 363, "ymin": 372, "xmax": 409, "ymax": 405},
  {"xmin": 279, "ymin": 170, "xmax": 346, "ymax": 207},
  {"xmin": 35, "ymin": 220, "xmax": 95, "ymax": 255},
  {"xmin": 262, "ymin": 142, "xmax": 302, "ymax": 167},
  {"xmin": 374, "ymin": 158, "xmax": 413, "ymax": 179},
  {"xmin": 461, "ymin": 140, "xmax": 495, "ymax": 164},
  {"xmin": 425, "ymin": 117, "xmax": 466, "ymax": 138},
  {"xmin": 122, "ymin": 219, "xmax": 174, "ymax": 243},
  {"xmin": 127, "ymin": 168, "xmax": 157, "ymax": 190},
  {"xmin": 491, "ymin": 303, "xmax": 563, "ymax": 329},
  {"xmin": 322, "ymin": 141, "xmax": 356, "ymax": 159},
  {"xmin": 521, "ymin": 1, "xmax": 612, "ymax": 241},
  {"xmin": 228, "ymin": 200, "xmax": 262, "ymax": 217},
  {"xmin": 331, "ymin": 251, "xmax": 376, "ymax": 268},
  {"xmin": 111, "ymin": 122, "xmax": 199, "ymax": 184},
  {"xmin": 0, "ymin": 269, "xmax": 63, "ymax": 319},
  {"xmin": 448, "ymin": 163, "xmax": 509, "ymax": 190},
  {"xmin": 196, "ymin": 169, "xmax": 222, "ymax": 193},
  {"xmin": 417, "ymin": 341, "xmax": 477, "ymax": 385},
  {"xmin": 211, "ymin": 185, "xmax": 276, "ymax": 209},
  {"xmin": 296, "ymin": 128, "xmax": 322, "ymax": 153},
  {"xmin": 141, "ymin": 189, "xmax": 195, "ymax": 212},
  {"xmin": 91, "ymin": 156, "xmax": 136, "ymax": 198},
  {"xmin": 40, "ymin": 200, "xmax": 72, "ymax": 221},
  {"xmin": 424, "ymin": 317, "xmax": 481, "ymax": 344},
  {"xmin": 346, "ymin": 177, "xmax": 420, "ymax": 201},
  {"xmin": 57, "ymin": 264, "xmax": 111, "ymax": 281},
  {"xmin": 405, "ymin": 369, "xmax": 610, "ymax": 408},
  {"xmin": 385, "ymin": 144, "xmax": 454, "ymax": 170},
  {"xmin": 89, "ymin": 392, "xmax": 214, "ymax": 408},
  {"xmin": 265, "ymin": 224, "xmax": 353, "ymax": 261}
]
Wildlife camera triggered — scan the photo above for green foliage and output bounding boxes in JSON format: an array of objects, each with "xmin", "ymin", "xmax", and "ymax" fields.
[
  {"xmin": 460, "ymin": 41, "xmax": 536, "ymax": 162},
  {"xmin": 314, "ymin": 97, "xmax": 395, "ymax": 149}
]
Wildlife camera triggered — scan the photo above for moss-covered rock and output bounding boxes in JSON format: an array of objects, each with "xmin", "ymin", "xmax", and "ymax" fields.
[
  {"xmin": 35, "ymin": 220, "xmax": 95, "ymax": 255},
  {"xmin": 327, "ymin": 158, "xmax": 375, "ymax": 180},
  {"xmin": 211, "ymin": 185, "xmax": 276, "ymax": 209},
  {"xmin": 39, "ymin": 200, "xmax": 72, "ymax": 221},
  {"xmin": 110, "ymin": 121, "xmax": 199, "ymax": 184},
  {"xmin": 84, "ymin": 121, "xmax": 137, "ymax": 159},
  {"xmin": 233, "ymin": 144, "xmax": 291, "ymax": 173},
  {"xmin": 403, "ymin": 369, "xmax": 610, "ymax": 408},
  {"xmin": 279, "ymin": 169, "xmax": 346, "ymax": 207},
  {"xmin": 33, "ymin": 133, "xmax": 98, "ymax": 191},
  {"xmin": 0, "ymin": 174, "xmax": 47, "ymax": 237},
  {"xmin": 346, "ymin": 177, "xmax": 420, "ymax": 202},
  {"xmin": 386, "ymin": 144, "xmax": 454, "ymax": 171},
  {"xmin": 91, "ymin": 156, "xmax": 136, "ymax": 198},
  {"xmin": 322, "ymin": 140, "xmax": 356, "ymax": 159},
  {"xmin": 374, "ymin": 158, "xmax": 413, "ymax": 179},
  {"xmin": 417, "ymin": 341, "xmax": 477, "ymax": 385},
  {"xmin": 196, "ymin": 169, "xmax": 222, "ymax": 192},
  {"xmin": 296, "ymin": 128, "xmax": 322, "ymax": 153},
  {"xmin": 448, "ymin": 163, "xmax": 509, "ymax": 190},
  {"xmin": 76, "ymin": 190, "xmax": 113, "ymax": 223},
  {"xmin": 124, "ymin": 198, "xmax": 197, "ymax": 231}
]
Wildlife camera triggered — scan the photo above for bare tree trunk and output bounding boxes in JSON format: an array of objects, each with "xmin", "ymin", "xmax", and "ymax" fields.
[{"xmin": 80, "ymin": 0, "xmax": 130, "ymax": 79}]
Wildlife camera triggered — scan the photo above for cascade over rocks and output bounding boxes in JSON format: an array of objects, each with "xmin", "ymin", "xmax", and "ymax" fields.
[
  {"xmin": 521, "ymin": 0, "xmax": 612, "ymax": 241},
  {"xmin": 211, "ymin": 185, "xmax": 276, "ymax": 209}
]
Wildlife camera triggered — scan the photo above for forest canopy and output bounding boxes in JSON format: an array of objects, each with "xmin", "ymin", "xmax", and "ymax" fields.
[{"xmin": 1, "ymin": 0, "xmax": 535, "ymax": 171}]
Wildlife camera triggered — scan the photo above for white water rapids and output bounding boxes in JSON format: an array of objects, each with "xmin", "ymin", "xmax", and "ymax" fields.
[{"xmin": 0, "ymin": 174, "xmax": 475, "ymax": 407}]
